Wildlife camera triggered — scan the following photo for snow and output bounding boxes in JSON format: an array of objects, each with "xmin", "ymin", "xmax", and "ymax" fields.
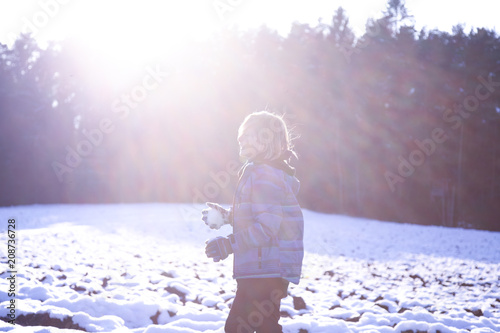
[{"xmin": 0, "ymin": 203, "xmax": 499, "ymax": 333}]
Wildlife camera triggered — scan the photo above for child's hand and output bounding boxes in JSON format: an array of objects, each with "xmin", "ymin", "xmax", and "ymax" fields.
[
  {"xmin": 205, "ymin": 236, "xmax": 233, "ymax": 262},
  {"xmin": 201, "ymin": 202, "xmax": 232, "ymax": 229}
]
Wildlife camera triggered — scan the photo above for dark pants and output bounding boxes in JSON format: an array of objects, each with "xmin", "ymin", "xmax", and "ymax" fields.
[{"xmin": 225, "ymin": 278, "xmax": 289, "ymax": 333}]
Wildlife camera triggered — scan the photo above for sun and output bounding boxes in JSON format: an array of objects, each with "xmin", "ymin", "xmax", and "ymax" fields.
[{"xmin": 55, "ymin": 0, "xmax": 220, "ymax": 71}]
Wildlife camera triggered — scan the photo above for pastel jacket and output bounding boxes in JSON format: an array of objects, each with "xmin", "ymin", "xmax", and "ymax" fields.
[{"xmin": 229, "ymin": 162, "xmax": 304, "ymax": 284}]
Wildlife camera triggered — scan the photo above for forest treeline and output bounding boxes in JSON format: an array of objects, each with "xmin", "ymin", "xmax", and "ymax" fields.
[{"xmin": 1, "ymin": 2, "xmax": 499, "ymax": 230}]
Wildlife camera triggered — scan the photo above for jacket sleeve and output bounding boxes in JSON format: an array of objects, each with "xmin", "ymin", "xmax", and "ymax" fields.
[{"xmin": 231, "ymin": 168, "xmax": 284, "ymax": 252}]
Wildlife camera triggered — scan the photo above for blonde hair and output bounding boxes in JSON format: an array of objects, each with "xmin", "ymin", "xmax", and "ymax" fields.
[{"xmin": 238, "ymin": 111, "xmax": 296, "ymax": 161}]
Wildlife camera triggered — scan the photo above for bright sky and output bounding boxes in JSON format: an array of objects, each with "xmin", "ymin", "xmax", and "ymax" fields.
[{"xmin": 0, "ymin": 0, "xmax": 497, "ymax": 65}]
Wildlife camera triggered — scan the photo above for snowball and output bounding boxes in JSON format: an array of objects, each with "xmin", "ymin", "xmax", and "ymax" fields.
[{"xmin": 206, "ymin": 209, "xmax": 225, "ymax": 230}]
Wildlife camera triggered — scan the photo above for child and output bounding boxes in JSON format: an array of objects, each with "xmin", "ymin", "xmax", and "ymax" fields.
[{"xmin": 203, "ymin": 111, "xmax": 304, "ymax": 333}]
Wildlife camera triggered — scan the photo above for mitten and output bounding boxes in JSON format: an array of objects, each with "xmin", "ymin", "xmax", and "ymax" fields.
[
  {"xmin": 205, "ymin": 236, "xmax": 233, "ymax": 262},
  {"xmin": 202, "ymin": 202, "xmax": 233, "ymax": 229}
]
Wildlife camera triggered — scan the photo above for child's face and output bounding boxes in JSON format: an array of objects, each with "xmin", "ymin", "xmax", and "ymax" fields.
[{"xmin": 238, "ymin": 127, "xmax": 265, "ymax": 160}]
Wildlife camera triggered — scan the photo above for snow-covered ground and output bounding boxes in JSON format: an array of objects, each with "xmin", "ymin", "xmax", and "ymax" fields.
[{"xmin": 0, "ymin": 203, "xmax": 499, "ymax": 333}]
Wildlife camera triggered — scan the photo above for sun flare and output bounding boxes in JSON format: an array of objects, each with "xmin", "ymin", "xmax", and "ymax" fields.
[{"xmin": 59, "ymin": 1, "xmax": 220, "ymax": 71}]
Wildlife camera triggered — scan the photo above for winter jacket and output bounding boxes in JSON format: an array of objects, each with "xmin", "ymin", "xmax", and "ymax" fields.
[{"xmin": 229, "ymin": 161, "xmax": 304, "ymax": 285}]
